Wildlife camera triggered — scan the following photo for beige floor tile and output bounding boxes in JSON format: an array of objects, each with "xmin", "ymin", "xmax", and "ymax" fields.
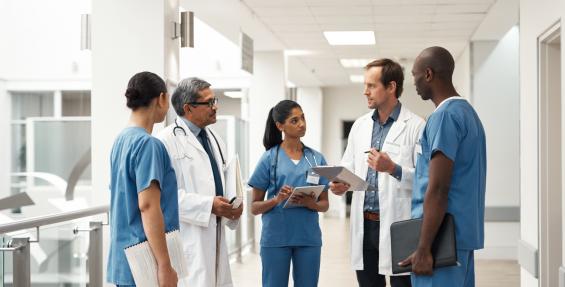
[{"xmin": 231, "ymin": 218, "xmax": 520, "ymax": 287}]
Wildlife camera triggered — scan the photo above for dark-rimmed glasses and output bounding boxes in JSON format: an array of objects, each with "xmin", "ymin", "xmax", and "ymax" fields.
[{"xmin": 190, "ymin": 97, "xmax": 218, "ymax": 108}]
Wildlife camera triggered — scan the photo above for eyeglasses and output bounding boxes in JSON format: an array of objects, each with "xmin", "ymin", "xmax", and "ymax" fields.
[{"xmin": 190, "ymin": 97, "xmax": 218, "ymax": 108}]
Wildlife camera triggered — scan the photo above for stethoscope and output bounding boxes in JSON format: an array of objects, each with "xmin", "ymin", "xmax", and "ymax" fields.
[
  {"xmin": 269, "ymin": 143, "xmax": 318, "ymax": 188},
  {"xmin": 172, "ymin": 118, "xmax": 226, "ymax": 166}
]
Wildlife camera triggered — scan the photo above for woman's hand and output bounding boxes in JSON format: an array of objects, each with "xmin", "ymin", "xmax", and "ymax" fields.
[
  {"xmin": 274, "ymin": 185, "xmax": 293, "ymax": 204},
  {"xmin": 291, "ymin": 192, "xmax": 318, "ymax": 211}
]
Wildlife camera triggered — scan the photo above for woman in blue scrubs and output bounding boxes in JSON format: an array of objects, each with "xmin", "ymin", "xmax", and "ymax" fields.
[
  {"xmin": 107, "ymin": 72, "xmax": 179, "ymax": 287},
  {"xmin": 249, "ymin": 99, "xmax": 330, "ymax": 287}
]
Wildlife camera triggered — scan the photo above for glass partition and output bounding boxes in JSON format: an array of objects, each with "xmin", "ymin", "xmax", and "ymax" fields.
[{"xmin": 1, "ymin": 216, "xmax": 103, "ymax": 287}]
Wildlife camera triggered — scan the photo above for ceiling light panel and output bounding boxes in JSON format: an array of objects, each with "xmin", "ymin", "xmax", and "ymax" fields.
[
  {"xmin": 340, "ymin": 58, "xmax": 374, "ymax": 68},
  {"xmin": 323, "ymin": 31, "xmax": 375, "ymax": 45},
  {"xmin": 349, "ymin": 75, "xmax": 365, "ymax": 83}
]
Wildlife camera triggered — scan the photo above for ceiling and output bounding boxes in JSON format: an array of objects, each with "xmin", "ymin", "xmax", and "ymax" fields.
[{"xmin": 240, "ymin": 0, "xmax": 497, "ymax": 86}]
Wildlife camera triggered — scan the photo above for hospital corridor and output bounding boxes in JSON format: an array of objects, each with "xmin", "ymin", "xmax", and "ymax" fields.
[{"xmin": 0, "ymin": 0, "xmax": 563, "ymax": 286}]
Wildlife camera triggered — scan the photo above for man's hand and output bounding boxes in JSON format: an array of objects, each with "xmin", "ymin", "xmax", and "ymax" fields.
[
  {"xmin": 398, "ymin": 247, "xmax": 434, "ymax": 275},
  {"xmin": 228, "ymin": 203, "xmax": 243, "ymax": 220},
  {"xmin": 329, "ymin": 181, "xmax": 350, "ymax": 196},
  {"xmin": 212, "ymin": 196, "xmax": 232, "ymax": 217},
  {"xmin": 367, "ymin": 148, "xmax": 396, "ymax": 174},
  {"xmin": 157, "ymin": 263, "xmax": 178, "ymax": 287}
]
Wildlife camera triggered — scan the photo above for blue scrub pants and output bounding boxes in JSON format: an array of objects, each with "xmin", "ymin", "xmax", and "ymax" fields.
[
  {"xmin": 411, "ymin": 249, "xmax": 475, "ymax": 287},
  {"xmin": 260, "ymin": 246, "xmax": 321, "ymax": 287}
]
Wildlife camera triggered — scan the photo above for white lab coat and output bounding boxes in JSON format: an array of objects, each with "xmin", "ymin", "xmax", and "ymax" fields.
[
  {"xmin": 341, "ymin": 106, "xmax": 425, "ymax": 275},
  {"xmin": 156, "ymin": 117, "xmax": 236, "ymax": 287}
]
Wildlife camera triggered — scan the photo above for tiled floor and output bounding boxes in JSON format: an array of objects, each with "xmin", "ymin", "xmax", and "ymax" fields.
[{"xmin": 231, "ymin": 217, "xmax": 520, "ymax": 287}]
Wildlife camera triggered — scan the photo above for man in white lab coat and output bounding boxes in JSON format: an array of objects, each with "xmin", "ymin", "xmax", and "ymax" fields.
[
  {"xmin": 330, "ymin": 59, "xmax": 425, "ymax": 287},
  {"xmin": 157, "ymin": 77, "xmax": 243, "ymax": 287}
]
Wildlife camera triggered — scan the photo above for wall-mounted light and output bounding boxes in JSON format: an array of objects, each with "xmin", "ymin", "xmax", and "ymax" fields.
[
  {"xmin": 173, "ymin": 11, "xmax": 194, "ymax": 48},
  {"xmin": 80, "ymin": 14, "xmax": 91, "ymax": 50}
]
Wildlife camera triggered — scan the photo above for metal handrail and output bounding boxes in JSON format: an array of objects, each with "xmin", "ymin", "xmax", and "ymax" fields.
[{"xmin": 0, "ymin": 205, "xmax": 109, "ymax": 234}]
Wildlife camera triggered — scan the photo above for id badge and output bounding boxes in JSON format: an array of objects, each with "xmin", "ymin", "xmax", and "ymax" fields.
[{"xmin": 306, "ymin": 169, "xmax": 320, "ymax": 185}]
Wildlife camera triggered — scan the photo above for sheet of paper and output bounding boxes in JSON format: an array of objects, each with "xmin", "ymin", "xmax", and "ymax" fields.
[{"xmin": 311, "ymin": 166, "xmax": 368, "ymax": 191}]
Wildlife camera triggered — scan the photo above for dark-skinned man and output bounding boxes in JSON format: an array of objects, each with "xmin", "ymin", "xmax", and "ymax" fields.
[{"xmin": 399, "ymin": 46, "xmax": 486, "ymax": 287}]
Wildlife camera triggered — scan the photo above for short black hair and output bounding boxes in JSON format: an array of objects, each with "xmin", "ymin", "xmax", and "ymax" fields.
[
  {"xmin": 418, "ymin": 46, "xmax": 455, "ymax": 80},
  {"xmin": 171, "ymin": 77, "xmax": 211, "ymax": 116}
]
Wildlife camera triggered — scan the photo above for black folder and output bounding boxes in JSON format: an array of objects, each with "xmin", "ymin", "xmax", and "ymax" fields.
[{"xmin": 390, "ymin": 213, "xmax": 457, "ymax": 274}]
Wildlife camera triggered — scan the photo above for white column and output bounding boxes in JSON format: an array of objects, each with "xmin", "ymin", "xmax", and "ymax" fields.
[
  {"xmin": 247, "ymin": 51, "xmax": 286, "ymax": 174},
  {"xmin": 53, "ymin": 90, "xmax": 62, "ymax": 118},
  {"xmin": 248, "ymin": 51, "xmax": 286, "ymax": 246},
  {"xmin": 91, "ymin": 0, "xmax": 179, "ymax": 204},
  {"xmin": 296, "ymin": 87, "xmax": 323, "ymax": 151}
]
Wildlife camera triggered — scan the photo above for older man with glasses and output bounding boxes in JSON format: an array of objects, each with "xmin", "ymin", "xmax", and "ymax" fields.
[{"xmin": 157, "ymin": 77, "xmax": 243, "ymax": 287}]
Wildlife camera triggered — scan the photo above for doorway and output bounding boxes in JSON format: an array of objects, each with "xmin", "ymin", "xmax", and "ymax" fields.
[{"xmin": 538, "ymin": 23, "xmax": 562, "ymax": 287}]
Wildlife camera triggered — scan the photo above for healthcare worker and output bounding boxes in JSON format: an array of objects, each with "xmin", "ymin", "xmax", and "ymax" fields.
[
  {"xmin": 399, "ymin": 47, "xmax": 486, "ymax": 287},
  {"xmin": 330, "ymin": 58, "xmax": 424, "ymax": 287},
  {"xmin": 249, "ymin": 100, "xmax": 330, "ymax": 287},
  {"xmin": 107, "ymin": 71, "xmax": 179, "ymax": 287},
  {"xmin": 157, "ymin": 77, "xmax": 243, "ymax": 287}
]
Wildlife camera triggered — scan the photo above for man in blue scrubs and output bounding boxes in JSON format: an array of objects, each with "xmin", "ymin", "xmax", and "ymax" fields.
[{"xmin": 399, "ymin": 46, "xmax": 486, "ymax": 287}]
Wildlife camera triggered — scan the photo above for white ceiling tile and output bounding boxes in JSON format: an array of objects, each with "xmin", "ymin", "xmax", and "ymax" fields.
[
  {"xmin": 309, "ymin": 6, "xmax": 373, "ymax": 16},
  {"xmin": 262, "ymin": 16, "xmax": 318, "ymax": 25},
  {"xmin": 307, "ymin": 0, "xmax": 372, "ymax": 5},
  {"xmin": 432, "ymin": 13, "xmax": 485, "ymax": 22},
  {"xmin": 244, "ymin": 0, "xmax": 492, "ymax": 87},
  {"xmin": 318, "ymin": 23, "xmax": 375, "ymax": 31},
  {"xmin": 315, "ymin": 15, "xmax": 374, "ymax": 25},
  {"xmin": 435, "ymin": 3, "xmax": 492, "ymax": 14},
  {"xmin": 252, "ymin": 7, "xmax": 312, "ymax": 17},
  {"xmin": 270, "ymin": 24, "xmax": 321, "ymax": 32}
]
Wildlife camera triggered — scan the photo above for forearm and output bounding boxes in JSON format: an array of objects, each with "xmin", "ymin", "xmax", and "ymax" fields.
[
  {"xmin": 141, "ymin": 204, "xmax": 172, "ymax": 268},
  {"xmin": 311, "ymin": 199, "xmax": 329, "ymax": 212},
  {"xmin": 251, "ymin": 198, "xmax": 279, "ymax": 215},
  {"xmin": 417, "ymin": 186, "xmax": 448, "ymax": 251}
]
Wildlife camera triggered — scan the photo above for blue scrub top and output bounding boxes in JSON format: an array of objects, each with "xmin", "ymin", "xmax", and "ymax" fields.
[
  {"xmin": 248, "ymin": 144, "xmax": 329, "ymax": 247},
  {"xmin": 412, "ymin": 98, "xmax": 486, "ymax": 251},
  {"xmin": 107, "ymin": 127, "xmax": 180, "ymax": 285}
]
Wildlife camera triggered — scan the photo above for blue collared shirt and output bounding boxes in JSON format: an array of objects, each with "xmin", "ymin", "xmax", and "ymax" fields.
[
  {"xmin": 182, "ymin": 118, "xmax": 216, "ymax": 160},
  {"xmin": 364, "ymin": 102, "xmax": 403, "ymax": 212},
  {"xmin": 182, "ymin": 117, "xmax": 202, "ymax": 138}
]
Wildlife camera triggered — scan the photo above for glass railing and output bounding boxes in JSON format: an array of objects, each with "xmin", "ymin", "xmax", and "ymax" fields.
[{"xmin": 0, "ymin": 206, "xmax": 107, "ymax": 287}]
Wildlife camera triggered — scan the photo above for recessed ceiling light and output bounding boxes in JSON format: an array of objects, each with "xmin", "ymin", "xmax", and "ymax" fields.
[
  {"xmin": 349, "ymin": 75, "xmax": 364, "ymax": 83},
  {"xmin": 340, "ymin": 58, "xmax": 374, "ymax": 68},
  {"xmin": 323, "ymin": 31, "xmax": 375, "ymax": 46}
]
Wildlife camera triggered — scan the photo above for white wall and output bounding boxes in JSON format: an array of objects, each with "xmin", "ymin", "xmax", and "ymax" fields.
[
  {"xmin": 473, "ymin": 28, "xmax": 520, "ymax": 207},
  {"xmin": 0, "ymin": 0, "xmax": 91, "ymax": 80},
  {"xmin": 297, "ymin": 87, "xmax": 323, "ymax": 151},
  {"xmin": 247, "ymin": 51, "xmax": 286, "ymax": 175},
  {"xmin": 453, "ymin": 45, "xmax": 471, "ymax": 100},
  {"xmin": 91, "ymin": 0, "xmax": 179, "ymax": 203},
  {"xmin": 471, "ymin": 28, "xmax": 520, "ymax": 260},
  {"xmin": 520, "ymin": 0, "xmax": 564, "ymax": 285}
]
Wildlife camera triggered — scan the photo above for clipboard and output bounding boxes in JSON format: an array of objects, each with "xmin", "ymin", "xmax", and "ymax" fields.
[
  {"xmin": 311, "ymin": 166, "xmax": 368, "ymax": 191},
  {"xmin": 283, "ymin": 185, "xmax": 325, "ymax": 209},
  {"xmin": 390, "ymin": 213, "xmax": 457, "ymax": 274}
]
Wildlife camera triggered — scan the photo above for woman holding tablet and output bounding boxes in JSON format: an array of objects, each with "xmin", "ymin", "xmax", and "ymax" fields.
[{"xmin": 249, "ymin": 99, "xmax": 329, "ymax": 287}]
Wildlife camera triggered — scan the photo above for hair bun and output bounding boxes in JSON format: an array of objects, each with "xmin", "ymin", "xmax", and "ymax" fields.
[{"xmin": 125, "ymin": 87, "xmax": 139, "ymax": 99}]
